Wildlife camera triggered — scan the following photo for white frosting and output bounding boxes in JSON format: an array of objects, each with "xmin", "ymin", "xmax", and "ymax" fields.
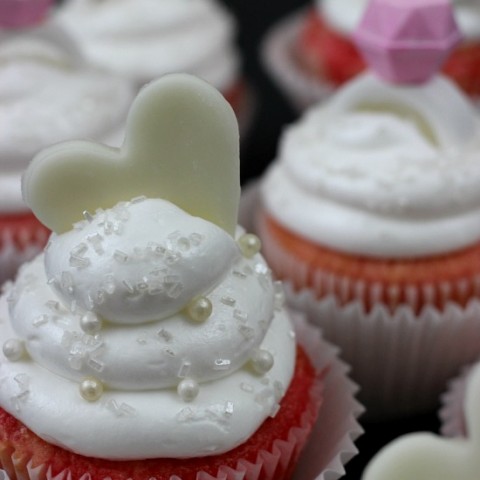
[
  {"xmin": 262, "ymin": 73, "xmax": 480, "ymax": 258},
  {"xmin": 56, "ymin": 0, "xmax": 240, "ymax": 90},
  {"xmin": 0, "ymin": 30, "xmax": 134, "ymax": 214},
  {"xmin": 0, "ymin": 198, "xmax": 296, "ymax": 459},
  {"xmin": 317, "ymin": 0, "xmax": 480, "ymax": 40}
]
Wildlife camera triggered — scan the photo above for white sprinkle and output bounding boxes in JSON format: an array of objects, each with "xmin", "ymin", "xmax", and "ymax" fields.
[
  {"xmin": 87, "ymin": 357, "xmax": 105, "ymax": 373},
  {"xmin": 157, "ymin": 329, "xmax": 173, "ymax": 342},
  {"xmin": 233, "ymin": 309, "xmax": 248, "ymax": 322},
  {"xmin": 122, "ymin": 280, "xmax": 135, "ymax": 294},
  {"xmin": 33, "ymin": 314, "xmax": 48, "ymax": 327},
  {"xmin": 61, "ymin": 271, "xmax": 75, "ymax": 294},
  {"xmin": 224, "ymin": 401, "xmax": 234, "ymax": 416},
  {"xmin": 254, "ymin": 389, "xmax": 273, "ymax": 407},
  {"xmin": 70, "ymin": 255, "xmax": 91, "ymax": 269},
  {"xmin": 221, "ymin": 296, "xmax": 236, "ymax": 307},
  {"xmin": 214, "ymin": 359, "xmax": 231, "ymax": 371},
  {"xmin": 232, "ymin": 270, "xmax": 247, "ymax": 279},
  {"xmin": 238, "ymin": 325, "xmax": 255, "ymax": 340},
  {"xmin": 87, "ymin": 234, "xmax": 104, "ymax": 254},
  {"xmin": 270, "ymin": 404, "xmax": 281, "ymax": 418},
  {"xmin": 178, "ymin": 361, "xmax": 192, "ymax": 378},
  {"xmin": 189, "ymin": 233, "xmax": 203, "ymax": 246},
  {"xmin": 131, "ymin": 195, "xmax": 146, "ymax": 204},
  {"xmin": 46, "ymin": 300, "xmax": 62, "ymax": 312},
  {"xmin": 177, "ymin": 237, "xmax": 191, "ymax": 251},
  {"xmin": 164, "ymin": 348, "xmax": 176, "ymax": 357},
  {"xmin": 102, "ymin": 275, "xmax": 116, "ymax": 294},
  {"xmin": 240, "ymin": 382, "xmax": 254, "ymax": 393},
  {"xmin": 83, "ymin": 210, "xmax": 94, "ymax": 222},
  {"xmin": 71, "ymin": 243, "xmax": 88, "ymax": 256},
  {"xmin": 113, "ymin": 250, "xmax": 129, "ymax": 263}
]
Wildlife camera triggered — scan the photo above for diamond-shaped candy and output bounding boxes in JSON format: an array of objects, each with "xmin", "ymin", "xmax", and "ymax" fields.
[
  {"xmin": 0, "ymin": 0, "xmax": 53, "ymax": 29},
  {"xmin": 354, "ymin": 0, "xmax": 461, "ymax": 84}
]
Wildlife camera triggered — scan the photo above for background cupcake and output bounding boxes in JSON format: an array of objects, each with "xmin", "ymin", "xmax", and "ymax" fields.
[
  {"xmin": 0, "ymin": 74, "xmax": 362, "ymax": 480},
  {"xmin": 263, "ymin": 0, "xmax": 480, "ymax": 110},
  {"xmin": 256, "ymin": 0, "xmax": 480, "ymax": 418},
  {"xmin": 0, "ymin": 0, "xmax": 135, "ymax": 284},
  {"xmin": 55, "ymin": 0, "xmax": 253, "ymax": 133}
]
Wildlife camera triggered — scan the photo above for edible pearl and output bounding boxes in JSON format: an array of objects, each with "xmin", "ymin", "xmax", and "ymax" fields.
[
  {"xmin": 2, "ymin": 339, "xmax": 25, "ymax": 362},
  {"xmin": 185, "ymin": 296, "xmax": 212, "ymax": 323},
  {"xmin": 177, "ymin": 378, "xmax": 199, "ymax": 402},
  {"xmin": 238, "ymin": 233, "xmax": 261, "ymax": 258},
  {"xmin": 79, "ymin": 376, "xmax": 104, "ymax": 402},
  {"xmin": 250, "ymin": 349, "xmax": 274, "ymax": 375},
  {"xmin": 80, "ymin": 311, "xmax": 103, "ymax": 335}
]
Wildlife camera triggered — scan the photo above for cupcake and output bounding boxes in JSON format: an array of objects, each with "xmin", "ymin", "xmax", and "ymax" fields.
[
  {"xmin": 55, "ymin": 0, "xmax": 252, "ymax": 132},
  {"xmin": 256, "ymin": 0, "xmax": 480, "ymax": 418},
  {"xmin": 0, "ymin": 0, "xmax": 135, "ymax": 284},
  {"xmin": 263, "ymin": 0, "xmax": 480, "ymax": 110},
  {"xmin": 0, "ymin": 73, "xmax": 360, "ymax": 480},
  {"xmin": 362, "ymin": 362, "xmax": 480, "ymax": 480}
]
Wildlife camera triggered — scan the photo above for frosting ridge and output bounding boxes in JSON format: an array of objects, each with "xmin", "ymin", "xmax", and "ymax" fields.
[{"xmin": 262, "ymin": 73, "xmax": 480, "ymax": 258}]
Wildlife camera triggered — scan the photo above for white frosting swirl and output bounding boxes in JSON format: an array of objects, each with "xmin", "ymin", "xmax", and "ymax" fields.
[
  {"xmin": 0, "ymin": 28, "xmax": 134, "ymax": 214},
  {"xmin": 56, "ymin": 0, "xmax": 240, "ymax": 90},
  {"xmin": 317, "ymin": 0, "xmax": 480, "ymax": 40},
  {"xmin": 262, "ymin": 73, "xmax": 480, "ymax": 258},
  {"xmin": 0, "ymin": 198, "xmax": 296, "ymax": 458}
]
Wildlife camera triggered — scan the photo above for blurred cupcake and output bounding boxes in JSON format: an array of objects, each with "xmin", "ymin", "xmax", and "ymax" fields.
[
  {"xmin": 0, "ymin": 74, "xmax": 362, "ymax": 480},
  {"xmin": 256, "ymin": 0, "xmax": 480, "ymax": 418},
  {"xmin": 55, "ymin": 0, "xmax": 252, "ymax": 133},
  {"xmin": 362, "ymin": 362, "xmax": 480, "ymax": 480},
  {"xmin": 0, "ymin": 0, "xmax": 135, "ymax": 284},
  {"xmin": 263, "ymin": 0, "xmax": 480, "ymax": 110}
]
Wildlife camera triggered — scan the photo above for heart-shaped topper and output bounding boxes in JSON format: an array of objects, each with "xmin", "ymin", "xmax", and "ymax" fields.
[
  {"xmin": 22, "ymin": 73, "xmax": 240, "ymax": 236},
  {"xmin": 362, "ymin": 363, "xmax": 480, "ymax": 480}
]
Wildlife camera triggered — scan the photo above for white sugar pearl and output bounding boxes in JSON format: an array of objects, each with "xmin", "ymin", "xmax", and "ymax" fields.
[
  {"xmin": 80, "ymin": 311, "xmax": 103, "ymax": 334},
  {"xmin": 79, "ymin": 376, "xmax": 104, "ymax": 402},
  {"xmin": 177, "ymin": 378, "xmax": 199, "ymax": 402},
  {"xmin": 250, "ymin": 349, "xmax": 274, "ymax": 375},
  {"xmin": 185, "ymin": 296, "xmax": 212, "ymax": 323},
  {"xmin": 2, "ymin": 339, "xmax": 25, "ymax": 362},
  {"xmin": 238, "ymin": 233, "xmax": 261, "ymax": 258}
]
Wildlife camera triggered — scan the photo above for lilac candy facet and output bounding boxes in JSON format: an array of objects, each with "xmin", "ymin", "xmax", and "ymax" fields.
[
  {"xmin": 0, "ymin": 0, "xmax": 53, "ymax": 29},
  {"xmin": 354, "ymin": 0, "xmax": 462, "ymax": 84}
]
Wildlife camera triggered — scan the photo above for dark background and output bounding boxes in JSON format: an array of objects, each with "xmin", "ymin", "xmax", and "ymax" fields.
[{"xmin": 221, "ymin": 1, "xmax": 442, "ymax": 478}]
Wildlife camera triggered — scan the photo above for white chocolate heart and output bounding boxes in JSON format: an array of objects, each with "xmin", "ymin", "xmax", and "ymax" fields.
[
  {"xmin": 22, "ymin": 73, "xmax": 240, "ymax": 236},
  {"xmin": 363, "ymin": 363, "xmax": 480, "ymax": 480}
]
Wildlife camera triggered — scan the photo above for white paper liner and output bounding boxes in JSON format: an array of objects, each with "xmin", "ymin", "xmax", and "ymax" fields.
[
  {"xmin": 0, "ymin": 315, "xmax": 363, "ymax": 480},
  {"xmin": 439, "ymin": 365, "xmax": 473, "ymax": 438},
  {"xmin": 0, "ymin": 221, "xmax": 49, "ymax": 286},
  {"xmin": 241, "ymin": 181, "xmax": 480, "ymax": 419},
  {"xmin": 261, "ymin": 9, "xmax": 335, "ymax": 112}
]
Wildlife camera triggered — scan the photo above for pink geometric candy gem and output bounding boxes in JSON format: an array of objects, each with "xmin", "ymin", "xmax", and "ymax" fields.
[
  {"xmin": 353, "ymin": 0, "xmax": 462, "ymax": 84},
  {"xmin": 0, "ymin": 0, "xmax": 53, "ymax": 29}
]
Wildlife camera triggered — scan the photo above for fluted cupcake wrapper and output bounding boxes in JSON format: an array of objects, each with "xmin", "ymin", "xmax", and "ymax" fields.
[
  {"xmin": 261, "ymin": 9, "xmax": 334, "ymax": 111},
  {"xmin": 439, "ymin": 365, "xmax": 472, "ymax": 438},
  {"xmin": 241, "ymin": 182, "xmax": 480, "ymax": 420},
  {"xmin": 0, "ymin": 315, "xmax": 363, "ymax": 480},
  {"xmin": 0, "ymin": 218, "xmax": 49, "ymax": 285}
]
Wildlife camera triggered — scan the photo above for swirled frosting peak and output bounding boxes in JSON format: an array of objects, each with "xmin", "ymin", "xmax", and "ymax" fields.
[{"xmin": 262, "ymin": 72, "xmax": 480, "ymax": 258}]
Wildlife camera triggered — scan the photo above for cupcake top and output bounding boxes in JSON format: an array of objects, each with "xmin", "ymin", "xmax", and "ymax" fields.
[
  {"xmin": 0, "ymin": 74, "xmax": 296, "ymax": 460},
  {"xmin": 55, "ymin": 0, "xmax": 240, "ymax": 90},
  {"xmin": 362, "ymin": 361, "xmax": 480, "ymax": 479},
  {"xmin": 0, "ymin": 17, "xmax": 134, "ymax": 214},
  {"xmin": 262, "ymin": 0, "xmax": 480, "ymax": 259},
  {"xmin": 318, "ymin": 0, "xmax": 480, "ymax": 41}
]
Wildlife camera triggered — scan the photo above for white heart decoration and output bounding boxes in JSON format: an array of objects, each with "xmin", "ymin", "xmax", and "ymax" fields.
[
  {"xmin": 22, "ymin": 73, "xmax": 240, "ymax": 236},
  {"xmin": 363, "ymin": 362, "xmax": 480, "ymax": 480}
]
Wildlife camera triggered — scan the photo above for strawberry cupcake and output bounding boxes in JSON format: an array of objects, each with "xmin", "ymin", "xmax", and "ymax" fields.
[
  {"xmin": 0, "ymin": 0, "xmax": 135, "ymax": 284},
  {"xmin": 55, "ymin": 0, "xmax": 252, "ymax": 133},
  {"xmin": 263, "ymin": 0, "xmax": 480, "ymax": 110},
  {"xmin": 257, "ymin": 0, "xmax": 480, "ymax": 417},
  {"xmin": 0, "ymin": 74, "xmax": 362, "ymax": 480}
]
